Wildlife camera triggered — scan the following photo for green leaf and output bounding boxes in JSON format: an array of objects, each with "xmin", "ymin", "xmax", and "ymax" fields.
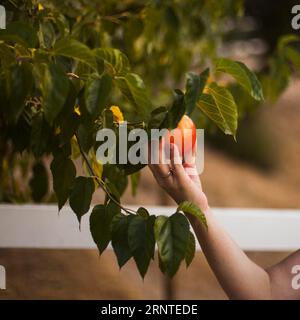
[
  {"xmin": 94, "ymin": 48, "xmax": 130, "ymax": 74},
  {"xmin": 90, "ymin": 205, "xmax": 107, "ymax": 253},
  {"xmin": 128, "ymin": 215, "xmax": 155, "ymax": 278},
  {"xmin": 198, "ymin": 82, "xmax": 238, "ymax": 138},
  {"xmin": 9, "ymin": 108, "xmax": 31, "ymax": 153},
  {"xmin": 161, "ymin": 89, "xmax": 185, "ymax": 129},
  {"xmin": 185, "ymin": 69, "xmax": 209, "ymax": 116},
  {"xmin": 54, "ymin": 38, "xmax": 97, "ymax": 70},
  {"xmin": 117, "ymin": 163, "xmax": 146, "ymax": 176},
  {"xmin": 111, "ymin": 214, "xmax": 134, "ymax": 268},
  {"xmin": 169, "ymin": 89, "xmax": 186, "ymax": 129},
  {"xmin": 185, "ymin": 231, "xmax": 196, "ymax": 267},
  {"xmin": 77, "ymin": 121, "xmax": 94, "ymax": 153},
  {"xmin": 53, "ymin": 14, "xmax": 70, "ymax": 38},
  {"xmin": 30, "ymin": 112, "xmax": 52, "ymax": 158},
  {"xmin": 277, "ymin": 34, "xmax": 300, "ymax": 52},
  {"xmin": 148, "ymin": 106, "xmax": 168, "ymax": 129},
  {"xmin": 103, "ymin": 164, "xmax": 128, "ymax": 198},
  {"xmin": 7, "ymin": 63, "xmax": 33, "ymax": 123},
  {"xmin": 158, "ymin": 252, "xmax": 167, "ymax": 274},
  {"xmin": 59, "ymin": 112, "xmax": 80, "ymax": 146},
  {"xmin": 50, "ymin": 155, "xmax": 76, "ymax": 210},
  {"xmin": 90, "ymin": 201, "xmax": 120, "ymax": 254},
  {"xmin": 37, "ymin": 63, "xmax": 69, "ymax": 124},
  {"xmin": 154, "ymin": 216, "xmax": 168, "ymax": 240},
  {"xmin": 284, "ymin": 47, "xmax": 300, "ymax": 73},
  {"xmin": 38, "ymin": 21, "xmax": 56, "ymax": 49},
  {"xmin": 29, "ymin": 161, "xmax": 48, "ymax": 202},
  {"xmin": 215, "ymin": 58, "xmax": 264, "ymax": 101},
  {"xmin": 263, "ymin": 56, "xmax": 290, "ymax": 102},
  {"xmin": 130, "ymin": 171, "xmax": 140, "ymax": 197},
  {"xmin": 0, "ymin": 43, "xmax": 15, "ymax": 66},
  {"xmin": 0, "ymin": 22, "xmax": 38, "ymax": 47},
  {"xmin": 154, "ymin": 213, "xmax": 190, "ymax": 277},
  {"xmin": 103, "ymin": 109, "xmax": 114, "ymax": 129},
  {"xmin": 177, "ymin": 201, "xmax": 207, "ymax": 229},
  {"xmin": 85, "ymin": 73, "xmax": 112, "ymax": 117},
  {"xmin": 136, "ymin": 207, "xmax": 149, "ymax": 218},
  {"xmin": 115, "ymin": 73, "xmax": 152, "ymax": 119},
  {"xmin": 69, "ymin": 176, "xmax": 94, "ymax": 223}
]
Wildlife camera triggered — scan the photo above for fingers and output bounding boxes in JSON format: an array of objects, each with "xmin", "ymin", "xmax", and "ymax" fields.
[
  {"xmin": 182, "ymin": 161, "xmax": 202, "ymax": 189},
  {"xmin": 169, "ymin": 143, "xmax": 201, "ymax": 188},
  {"xmin": 148, "ymin": 139, "xmax": 189, "ymax": 187},
  {"xmin": 148, "ymin": 140, "xmax": 171, "ymax": 181},
  {"xmin": 182, "ymin": 141, "xmax": 196, "ymax": 166},
  {"xmin": 183, "ymin": 162, "xmax": 198, "ymax": 176},
  {"xmin": 170, "ymin": 143, "xmax": 186, "ymax": 179}
]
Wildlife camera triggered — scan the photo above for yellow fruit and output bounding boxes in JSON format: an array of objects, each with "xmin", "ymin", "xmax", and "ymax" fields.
[
  {"xmin": 110, "ymin": 105, "xmax": 124, "ymax": 123},
  {"xmin": 74, "ymin": 105, "xmax": 81, "ymax": 116},
  {"xmin": 38, "ymin": 3, "xmax": 44, "ymax": 11}
]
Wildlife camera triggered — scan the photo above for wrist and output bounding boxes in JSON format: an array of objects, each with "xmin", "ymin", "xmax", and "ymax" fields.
[
  {"xmin": 186, "ymin": 206, "xmax": 212, "ymax": 230},
  {"xmin": 187, "ymin": 193, "xmax": 209, "ymax": 214}
]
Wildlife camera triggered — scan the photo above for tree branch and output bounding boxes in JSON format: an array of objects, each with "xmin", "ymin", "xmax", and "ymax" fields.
[{"xmin": 74, "ymin": 133, "xmax": 136, "ymax": 215}]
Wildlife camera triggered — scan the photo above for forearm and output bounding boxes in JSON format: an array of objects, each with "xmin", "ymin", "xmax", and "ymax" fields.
[
  {"xmin": 187, "ymin": 208, "xmax": 272, "ymax": 300},
  {"xmin": 148, "ymin": 145, "xmax": 273, "ymax": 299}
]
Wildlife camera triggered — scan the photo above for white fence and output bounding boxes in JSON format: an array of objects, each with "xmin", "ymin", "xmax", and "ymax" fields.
[{"xmin": 0, "ymin": 204, "xmax": 299, "ymax": 251}]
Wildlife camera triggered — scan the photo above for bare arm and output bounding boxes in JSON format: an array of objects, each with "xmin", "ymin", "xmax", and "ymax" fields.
[
  {"xmin": 149, "ymin": 143, "xmax": 300, "ymax": 300},
  {"xmin": 267, "ymin": 250, "xmax": 300, "ymax": 299},
  {"xmin": 188, "ymin": 211, "xmax": 271, "ymax": 299}
]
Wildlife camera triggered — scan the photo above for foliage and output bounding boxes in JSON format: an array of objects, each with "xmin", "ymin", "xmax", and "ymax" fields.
[{"xmin": 0, "ymin": 0, "xmax": 299, "ymax": 277}]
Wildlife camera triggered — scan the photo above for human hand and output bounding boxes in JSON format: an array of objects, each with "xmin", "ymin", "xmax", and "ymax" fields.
[{"xmin": 148, "ymin": 142, "xmax": 209, "ymax": 213}]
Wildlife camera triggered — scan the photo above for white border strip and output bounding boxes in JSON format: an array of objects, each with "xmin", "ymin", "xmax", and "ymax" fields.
[{"xmin": 0, "ymin": 205, "xmax": 299, "ymax": 251}]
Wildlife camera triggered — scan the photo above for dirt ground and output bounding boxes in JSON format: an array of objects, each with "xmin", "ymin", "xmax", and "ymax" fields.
[
  {"xmin": 0, "ymin": 81, "xmax": 300, "ymax": 300},
  {"xmin": 0, "ymin": 249, "xmax": 290, "ymax": 300}
]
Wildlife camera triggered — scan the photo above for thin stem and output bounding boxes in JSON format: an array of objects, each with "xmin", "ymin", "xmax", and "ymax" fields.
[
  {"xmin": 67, "ymin": 72, "xmax": 80, "ymax": 79},
  {"xmin": 101, "ymin": 11, "xmax": 131, "ymax": 24},
  {"xmin": 74, "ymin": 133, "xmax": 136, "ymax": 215},
  {"xmin": 66, "ymin": 72, "xmax": 90, "ymax": 81}
]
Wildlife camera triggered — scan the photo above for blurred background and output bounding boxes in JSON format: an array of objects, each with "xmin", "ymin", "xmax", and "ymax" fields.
[{"xmin": 0, "ymin": 0, "xmax": 300, "ymax": 299}]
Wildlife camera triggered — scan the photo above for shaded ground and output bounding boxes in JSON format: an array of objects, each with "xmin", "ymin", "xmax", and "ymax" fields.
[
  {"xmin": 1, "ymin": 81, "xmax": 300, "ymax": 300},
  {"xmin": 0, "ymin": 249, "xmax": 290, "ymax": 300}
]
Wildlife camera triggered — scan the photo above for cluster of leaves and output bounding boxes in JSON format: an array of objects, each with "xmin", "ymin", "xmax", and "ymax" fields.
[
  {"xmin": 0, "ymin": 0, "xmax": 298, "ymax": 277},
  {"xmin": 90, "ymin": 200, "xmax": 205, "ymax": 277}
]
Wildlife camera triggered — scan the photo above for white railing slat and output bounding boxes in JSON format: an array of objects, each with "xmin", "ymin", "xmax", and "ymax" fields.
[{"xmin": 0, "ymin": 205, "xmax": 299, "ymax": 251}]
